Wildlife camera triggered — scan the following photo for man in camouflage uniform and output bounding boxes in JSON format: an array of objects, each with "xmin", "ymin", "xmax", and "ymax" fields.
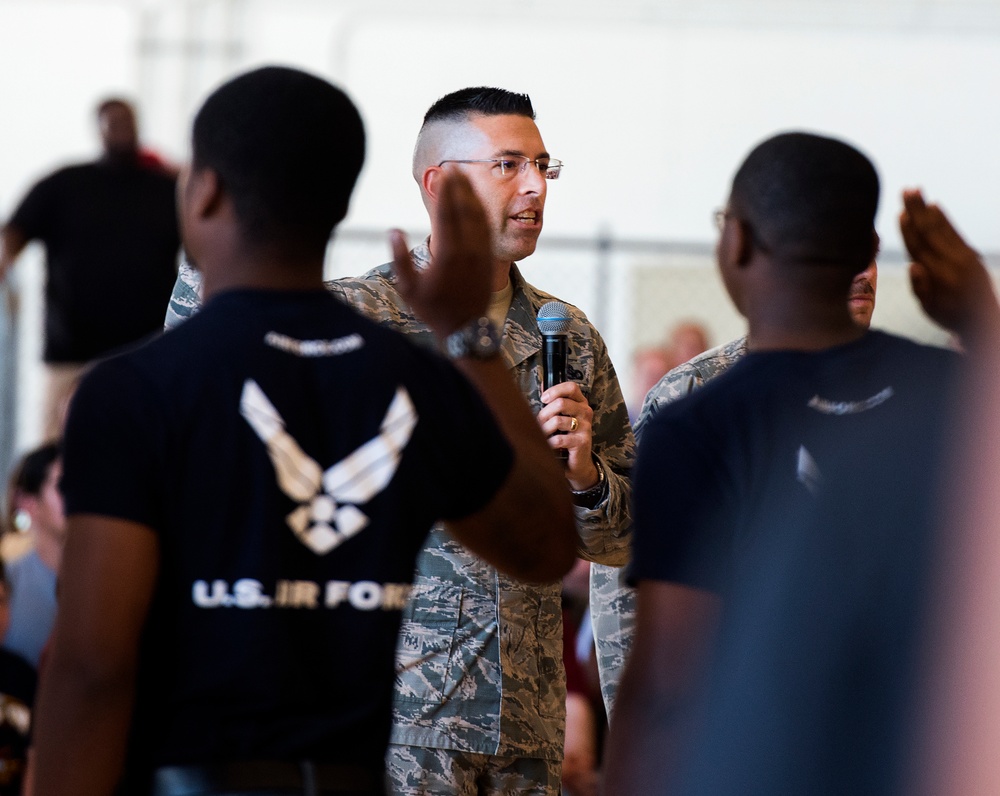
[
  {"xmin": 590, "ymin": 258, "xmax": 877, "ymax": 718},
  {"xmin": 166, "ymin": 87, "xmax": 633, "ymax": 795}
]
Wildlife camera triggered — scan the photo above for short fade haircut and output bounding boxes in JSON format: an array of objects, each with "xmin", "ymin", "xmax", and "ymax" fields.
[
  {"xmin": 422, "ymin": 87, "xmax": 535, "ymax": 126},
  {"xmin": 192, "ymin": 65, "xmax": 365, "ymax": 255},
  {"xmin": 730, "ymin": 132, "xmax": 879, "ymax": 270}
]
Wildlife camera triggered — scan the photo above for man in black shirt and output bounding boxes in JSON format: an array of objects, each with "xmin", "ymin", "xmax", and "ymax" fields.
[
  {"xmin": 30, "ymin": 66, "xmax": 577, "ymax": 796},
  {"xmin": 0, "ymin": 98, "xmax": 180, "ymax": 438},
  {"xmin": 602, "ymin": 133, "xmax": 1000, "ymax": 795}
]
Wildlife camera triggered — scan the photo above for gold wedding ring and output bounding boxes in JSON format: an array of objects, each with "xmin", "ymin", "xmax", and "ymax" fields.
[{"xmin": 569, "ymin": 417, "xmax": 579, "ymax": 432}]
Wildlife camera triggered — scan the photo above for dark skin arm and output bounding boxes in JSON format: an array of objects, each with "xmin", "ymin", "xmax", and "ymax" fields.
[
  {"xmin": 900, "ymin": 188, "xmax": 1000, "ymax": 353},
  {"xmin": 0, "ymin": 225, "xmax": 28, "ymax": 315},
  {"xmin": 0, "ymin": 225, "xmax": 28, "ymax": 283},
  {"xmin": 391, "ymin": 170, "xmax": 577, "ymax": 583},
  {"xmin": 602, "ymin": 580, "xmax": 720, "ymax": 796},
  {"xmin": 31, "ymin": 515, "xmax": 159, "ymax": 796}
]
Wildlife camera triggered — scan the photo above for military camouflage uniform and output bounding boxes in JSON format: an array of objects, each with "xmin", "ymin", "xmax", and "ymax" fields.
[
  {"xmin": 589, "ymin": 335, "xmax": 747, "ymax": 718},
  {"xmin": 165, "ymin": 242, "xmax": 635, "ymax": 792}
]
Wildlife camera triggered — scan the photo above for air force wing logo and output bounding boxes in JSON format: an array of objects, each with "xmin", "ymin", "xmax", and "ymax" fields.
[{"xmin": 240, "ymin": 380, "xmax": 418, "ymax": 555}]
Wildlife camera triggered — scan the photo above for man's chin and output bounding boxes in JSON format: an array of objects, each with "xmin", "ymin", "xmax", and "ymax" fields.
[{"xmin": 502, "ymin": 237, "xmax": 541, "ymax": 264}]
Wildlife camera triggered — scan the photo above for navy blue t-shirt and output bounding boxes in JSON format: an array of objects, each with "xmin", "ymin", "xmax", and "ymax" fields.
[
  {"xmin": 60, "ymin": 289, "xmax": 513, "ymax": 783},
  {"xmin": 673, "ymin": 347, "xmax": 964, "ymax": 796},
  {"xmin": 632, "ymin": 330, "xmax": 961, "ymax": 593}
]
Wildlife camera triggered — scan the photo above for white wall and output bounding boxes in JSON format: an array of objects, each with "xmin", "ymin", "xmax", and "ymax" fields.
[{"xmin": 2, "ymin": 0, "xmax": 999, "ymax": 449}]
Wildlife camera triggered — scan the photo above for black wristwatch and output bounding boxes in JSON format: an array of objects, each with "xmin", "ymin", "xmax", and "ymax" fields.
[
  {"xmin": 444, "ymin": 316, "xmax": 501, "ymax": 360},
  {"xmin": 571, "ymin": 456, "xmax": 608, "ymax": 509}
]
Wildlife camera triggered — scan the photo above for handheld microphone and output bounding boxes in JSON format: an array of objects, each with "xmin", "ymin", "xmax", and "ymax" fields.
[
  {"xmin": 537, "ymin": 301, "xmax": 572, "ymax": 462},
  {"xmin": 536, "ymin": 301, "xmax": 571, "ymax": 390}
]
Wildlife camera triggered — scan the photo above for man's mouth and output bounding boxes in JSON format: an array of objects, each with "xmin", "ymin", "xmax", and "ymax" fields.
[
  {"xmin": 849, "ymin": 282, "xmax": 875, "ymax": 300},
  {"xmin": 511, "ymin": 210, "xmax": 541, "ymax": 226}
]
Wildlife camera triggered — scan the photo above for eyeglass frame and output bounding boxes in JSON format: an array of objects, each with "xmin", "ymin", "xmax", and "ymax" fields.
[
  {"xmin": 438, "ymin": 156, "xmax": 563, "ymax": 180},
  {"xmin": 712, "ymin": 207, "xmax": 772, "ymax": 253}
]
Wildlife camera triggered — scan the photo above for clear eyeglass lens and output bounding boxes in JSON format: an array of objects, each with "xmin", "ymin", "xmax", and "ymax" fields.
[{"xmin": 495, "ymin": 157, "xmax": 562, "ymax": 179}]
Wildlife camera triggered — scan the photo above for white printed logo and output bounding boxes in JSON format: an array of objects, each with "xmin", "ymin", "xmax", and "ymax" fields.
[
  {"xmin": 796, "ymin": 444, "xmax": 822, "ymax": 496},
  {"xmin": 240, "ymin": 380, "xmax": 418, "ymax": 555}
]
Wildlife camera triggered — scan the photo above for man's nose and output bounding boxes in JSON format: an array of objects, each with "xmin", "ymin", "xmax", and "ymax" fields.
[{"xmin": 518, "ymin": 162, "xmax": 547, "ymax": 193}]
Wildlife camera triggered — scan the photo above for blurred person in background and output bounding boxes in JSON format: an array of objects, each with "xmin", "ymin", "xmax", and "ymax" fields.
[
  {"xmin": 1, "ymin": 441, "xmax": 63, "ymax": 669},
  {"xmin": 0, "ymin": 562, "xmax": 35, "ymax": 796},
  {"xmin": 0, "ymin": 98, "xmax": 180, "ymax": 439}
]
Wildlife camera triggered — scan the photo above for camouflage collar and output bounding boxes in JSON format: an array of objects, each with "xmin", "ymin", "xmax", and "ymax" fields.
[{"xmin": 412, "ymin": 239, "xmax": 433, "ymax": 271}]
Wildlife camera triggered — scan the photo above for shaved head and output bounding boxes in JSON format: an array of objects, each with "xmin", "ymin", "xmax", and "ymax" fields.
[
  {"xmin": 412, "ymin": 87, "xmax": 536, "ymax": 189},
  {"xmin": 412, "ymin": 117, "xmax": 489, "ymax": 183}
]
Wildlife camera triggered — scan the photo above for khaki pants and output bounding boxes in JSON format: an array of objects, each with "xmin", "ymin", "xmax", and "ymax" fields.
[{"xmin": 42, "ymin": 362, "xmax": 88, "ymax": 441}]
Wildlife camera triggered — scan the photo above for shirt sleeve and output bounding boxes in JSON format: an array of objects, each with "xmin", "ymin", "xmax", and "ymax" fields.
[
  {"xmin": 406, "ymin": 349, "xmax": 514, "ymax": 523},
  {"xmin": 60, "ymin": 358, "xmax": 168, "ymax": 532},
  {"xmin": 630, "ymin": 406, "xmax": 730, "ymax": 593},
  {"xmin": 8, "ymin": 173, "xmax": 59, "ymax": 241}
]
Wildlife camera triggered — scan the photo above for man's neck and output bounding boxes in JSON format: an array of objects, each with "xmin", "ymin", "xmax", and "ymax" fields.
[
  {"xmin": 199, "ymin": 250, "xmax": 326, "ymax": 301},
  {"xmin": 745, "ymin": 305, "xmax": 867, "ymax": 353},
  {"xmin": 427, "ymin": 234, "xmax": 512, "ymax": 292},
  {"xmin": 100, "ymin": 150, "xmax": 138, "ymax": 168}
]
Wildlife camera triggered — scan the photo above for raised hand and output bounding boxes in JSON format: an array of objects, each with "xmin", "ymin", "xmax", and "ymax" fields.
[
  {"xmin": 899, "ymin": 189, "xmax": 1000, "ymax": 344},
  {"xmin": 390, "ymin": 170, "xmax": 492, "ymax": 338}
]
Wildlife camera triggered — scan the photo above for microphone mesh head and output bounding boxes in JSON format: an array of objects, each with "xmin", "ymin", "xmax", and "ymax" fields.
[{"xmin": 536, "ymin": 301, "xmax": 572, "ymax": 336}]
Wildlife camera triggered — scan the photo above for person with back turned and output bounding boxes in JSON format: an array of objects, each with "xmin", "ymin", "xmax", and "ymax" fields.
[
  {"xmin": 602, "ymin": 132, "xmax": 994, "ymax": 794},
  {"xmin": 166, "ymin": 86, "xmax": 634, "ymax": 796},
  {"xmin": 30, "ymin": 66, "xmax": 577, "ymax": 796}
]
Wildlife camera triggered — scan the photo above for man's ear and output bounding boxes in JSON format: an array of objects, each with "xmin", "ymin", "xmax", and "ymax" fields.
[
  {"xmin": 187, "ymin": 167, "xmax": 225, "ymax": 221},
  {"xmin": 718, "ymin": 217, "xmax": 753, "ymax": 271},
  {"xmin": 733, "ymin": 219, "xmax": 755, "ymax": 266},
  {"xmin": 422, "ymin": 166, "xmax": 445, "ymax": 203}
]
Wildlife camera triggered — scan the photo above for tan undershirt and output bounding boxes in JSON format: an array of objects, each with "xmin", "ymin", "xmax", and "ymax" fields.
[{"xmin": 487, "ymin": 277, "xmax": 514, "ymax": 333}]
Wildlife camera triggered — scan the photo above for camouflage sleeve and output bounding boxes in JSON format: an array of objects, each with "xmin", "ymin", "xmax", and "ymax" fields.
[
  {"xmin": 574, "ymin": 327, "xmax": 635, "ymax": 568},
  {"xmin": 632, "ymin": 368, "xmax": 704, "ymax": 440},
  {"xmin": 164, "ymin": 260, "xmax": 204, "ymax": 330},
  {"xmin": 589, "ymin": 361, "xmax": 708, "ymax": 720}
]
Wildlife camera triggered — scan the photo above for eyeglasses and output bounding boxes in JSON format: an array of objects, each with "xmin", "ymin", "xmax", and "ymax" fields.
[
  {"xmin": 438, "ymin": 156, "xmax": 563, "ymax": 180},
  {"xmin": 713, "ymin": 207, "xmax": 772, "ymax": 253}
]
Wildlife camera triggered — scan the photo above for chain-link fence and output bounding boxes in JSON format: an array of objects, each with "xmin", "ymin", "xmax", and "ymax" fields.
[
  {"xmin": 2, "ymin": 230, "xmax": 994, "ymax": 453},
  {"xmin": 326, "ymin": 228, "xmax": 983, "ymax": 411}
]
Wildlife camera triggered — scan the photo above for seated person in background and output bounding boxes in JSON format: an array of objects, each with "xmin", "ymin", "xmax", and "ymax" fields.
[
  {"xmin": 0, "ymin": 562, "xmax": 35, "ymax": 796},
  {"xmin": 2, "ymin": 442, "xmax": 64, "ymax": 669}
]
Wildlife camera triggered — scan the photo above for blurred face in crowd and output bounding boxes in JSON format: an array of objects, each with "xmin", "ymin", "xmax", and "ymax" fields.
[
  {"xmin": 19, "ymin": 458, "xmax": 67, "ymax": 544},
  {"xmin": 848, "ymin": 260, "xmax": 878, "ymax": 328},
  {"xmin": 99, "ymin": 102, "xmax": 139, "ymax": 159}
]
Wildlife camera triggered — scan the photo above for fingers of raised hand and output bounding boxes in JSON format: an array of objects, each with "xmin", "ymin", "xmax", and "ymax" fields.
[{"xmin": 389, "ymin": 228, "xmax": 418, "ymax": 301}]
